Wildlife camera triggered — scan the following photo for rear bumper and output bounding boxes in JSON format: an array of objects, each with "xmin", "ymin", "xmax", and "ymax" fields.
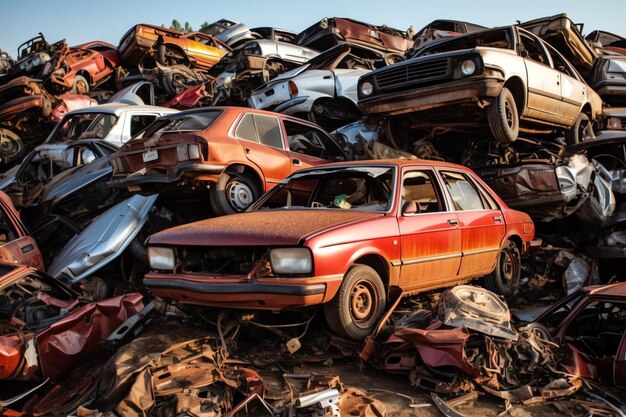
[{"xmin": 108, "ymin": 162, "xmax": 225, "ymax": 189}]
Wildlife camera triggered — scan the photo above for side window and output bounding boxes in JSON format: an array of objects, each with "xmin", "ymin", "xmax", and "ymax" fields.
[
  {"xmin": 130, "ymin": 115, "xmax": 158, "ymax": 136},
  {"xmin": 0, "ymin": 206, "xmax": 19, "ymax": 243},
  {"xmin": 284, "ymin": 120, "xmax": 344, "ymax": 160},
  {"xmin": 441, "ymin": 171, "xmax": 486, "ymax": 211},
  {"xmin": 235, "ymin": 114, "xmax": 259, "ymax": 143},
  {"xmin": 564, "ymin": 301, "xmax": 626, "ymax": 359},
  {"xmin": 253, "ymin": 115, "xmax": 283, "ymax": 149},
  {"xmin": 546, "ymin": 46, "xmax": 575, "ymax": 77},
  {"xmin": 401, "ymin": 171, "xmax": 443, "ymax": 213},
  {"xmin": 520, "ymin": 34, "xmax": 549, "ymax": 65}
]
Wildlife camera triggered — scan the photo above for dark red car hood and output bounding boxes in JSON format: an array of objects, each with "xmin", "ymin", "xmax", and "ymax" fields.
[{"xmin": 147, "ymin": 209, "xmax": 384, "ymax": 246}]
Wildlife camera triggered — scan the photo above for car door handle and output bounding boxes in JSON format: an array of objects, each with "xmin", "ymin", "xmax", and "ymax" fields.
[
  {"xmin": 21, "ymin": 244, "xmax": 34, "ymax": 254},
  {"xmin": 292, "ymin": 158, "xmax": 301, "ymax": 167},
  {"xmin": 493, "ymin": 215, "xmax": 503, "ymax": 223},
  {"xmin": 447, "ymin": 219, "xmax": 458, "ymax": 225}
]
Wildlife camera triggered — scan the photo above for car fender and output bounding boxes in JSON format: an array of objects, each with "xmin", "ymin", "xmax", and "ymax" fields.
[{"xmin": 46, "ymin": 194, "xmax": 158, "ymax": 284}]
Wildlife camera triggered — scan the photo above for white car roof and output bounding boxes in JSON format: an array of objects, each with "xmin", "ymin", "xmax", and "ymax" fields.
[{"xmin": 64, "ymin": 103, "xmax": 179, "ymax": 117}]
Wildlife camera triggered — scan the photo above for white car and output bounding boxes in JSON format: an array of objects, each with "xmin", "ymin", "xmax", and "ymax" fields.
[
  {"xmin": 0, "ymin": 103, "xmax": 178, "ymax": 191},
  {"xmin": 248, "ymin": 45, "xmax": 369, "ymax": 130}
]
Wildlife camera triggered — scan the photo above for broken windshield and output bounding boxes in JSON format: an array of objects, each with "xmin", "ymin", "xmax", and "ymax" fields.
[
  {"xmin": 413, "ymin": 27, "xmax": 514, "ymax": 57},
  {"xmin": 253, "ymin": 166, "xmax": 395, "ymax": 212},
  {"xmin": 46, "ymin": 112, "xmax": 118, "ymax": 143}
]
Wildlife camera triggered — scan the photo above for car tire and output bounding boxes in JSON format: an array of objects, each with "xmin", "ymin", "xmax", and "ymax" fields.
[
  {"xmin": 487, "ymin": 87, "xmax": 519, "ymax": 144},
  {"xmin": 71, "ymin": 75, "xmax": 89, "ymax": 94},
  {"xmin": 565, "ymin": 112, "xmax": 595, "ymax": 145},
  {"xmin": 324, "ymin": 264, "xmax": 386, "ymax": 341},
  {"xmin": 210, "ymin": 171, "xmax": 262, "ymax": 216},
  {"xmin": 484, "ymin": 240, "xmax": 520, "ymax": 299}
]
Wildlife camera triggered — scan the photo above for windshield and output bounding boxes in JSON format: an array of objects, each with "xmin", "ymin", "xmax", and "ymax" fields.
[
  {"xmin": 142, "ymin": 109, "xmax": 223, "ymax": 138},
  {"xmin": 47, "ymin": 113, "xmax": 118, "ymax": 143},
  {"xmin": 413, "ymin": 27, "xmax": 513, "ymax": 57},
  {"xmin": 254, "ymin": 166, "xmax": 395, "ymax": 212}
]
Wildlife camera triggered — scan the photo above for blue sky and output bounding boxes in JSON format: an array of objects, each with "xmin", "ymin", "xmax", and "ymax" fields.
[{"xmin": 0, "ymin": 0, "xmax": 624, "ymax": 55}]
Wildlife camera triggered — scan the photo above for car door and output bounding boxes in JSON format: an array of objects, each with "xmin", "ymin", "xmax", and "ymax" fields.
[
  {"xmin": 0, "ymin": 192, "xmax": 44, "ymax": 270},
  {"xmin": 233, "ymin": 112, "xmax": 292, "ymax": 188},
  {"xmin": 397, "ymin": 168, "xmax": 461, "ymax": 292},
  {"xmin": 519, "ymin": 32, "xmax": 562, "ymax": 123},
  {"xmin": 544, "ymin": 44, "xmax": 586, "ymax": 126},
  {"xmin": 438, "ymin": 170, "xmax": 505, "ymax": 278},
  {"xmin": 283, "ymin": 119, "xmax": 346, "ymax": 172}
]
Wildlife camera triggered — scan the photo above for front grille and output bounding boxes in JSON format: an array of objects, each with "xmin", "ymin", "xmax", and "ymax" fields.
[
  {"xmin": 180, "ymin": 246, "xmax": 269, "ymax": 275},
  {"xmin": 374, "ymin": 57, "xmax": 451, "ymax": 92}
]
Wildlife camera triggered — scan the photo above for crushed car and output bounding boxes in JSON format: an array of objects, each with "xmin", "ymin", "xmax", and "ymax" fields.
[
  {"xmin": 0, "ymin": 263, "xmax": 148, "ymax": 383},
  {"xmin": 248, "ymin": 44, "xmax": 371, "ymax": 131},
  {"xmin": 295, "ymin": 17, "xmax": 413, "ymax": 66},
  {"xmin": 357, "ymin": 25, "xmax": 603, "ymax": 147},
  {"xmin": 108, "ymin": 107, "xmax": 347, "ymax": 214},
  {"xmin": 143, "ymin": 160, "xmax": 538, "ymax": 341}
]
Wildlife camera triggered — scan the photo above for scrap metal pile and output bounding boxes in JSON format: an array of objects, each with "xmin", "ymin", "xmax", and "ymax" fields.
[{"xmin": 0, "ymin": 11, "xmax": 625, "ymax": 417}]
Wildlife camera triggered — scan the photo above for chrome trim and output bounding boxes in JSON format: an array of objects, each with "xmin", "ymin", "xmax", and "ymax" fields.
[
  {"xmin": 402, "ymin": 252, "xmax": 462, "ymax": 265},
  {"xmin": 462, "ymin": 247, "xmax": 499, "ymax": 256}
]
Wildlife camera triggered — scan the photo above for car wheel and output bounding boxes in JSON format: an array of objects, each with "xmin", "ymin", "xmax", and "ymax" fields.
[
  {"xmin": 71, "ymin": 75, "xmax": 89, "ymax": 94},
  {"xmin": 487, "ymin": 87, "xmax": 519, "ymax": 144},
  {"xmin": 210, "ymin": 171, "xmax": 262, "ymax": 216},
  {"xmin": 565, "ymin": 112, "xmax": 595, "ymax": 145},
  {"xmin": 324, "ymin": 264, "xmax": 386, "ymax": 341},
  {"xmin": 0, "ymin": 128, "xmax": 24, "ymax": 165},
  {"xmin": 484, "ymin": 240, "xmax": 520, "ymax": 299}
]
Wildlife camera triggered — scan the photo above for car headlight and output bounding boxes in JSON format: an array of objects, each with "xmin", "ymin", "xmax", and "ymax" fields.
[
  {"xmin": 148, "ymin": 247, "xmax": 175, "ymax": 270},
  {"xmin": 360, "ymin": 81, "xmax": 374, "ymax": 96},
  {"xmin": 269, "ymin": 248, "xmax": 312, "ymax": 275},
  {"xmin": 461, "ymin": 59, "xmax": 476, "ymax": 76}
]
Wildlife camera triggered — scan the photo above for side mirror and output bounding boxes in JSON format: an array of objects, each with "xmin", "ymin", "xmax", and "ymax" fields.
[{"xmin": 402, "ymin": 201, "xmax": 419, "ymax": 215}]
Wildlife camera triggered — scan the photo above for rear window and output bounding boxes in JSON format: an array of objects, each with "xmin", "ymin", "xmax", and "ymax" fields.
[{"xmin": 143, "ymin": 110, "xmax": 223, "ymax": 137}]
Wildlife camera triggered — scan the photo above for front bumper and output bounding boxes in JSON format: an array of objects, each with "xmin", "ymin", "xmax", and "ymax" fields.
[
  {"xmin": 358, "ymin": 76, "xmax": 504, "ymax": 117},
  {"xmin": 144, "ymin": 272, "xmax": 344, "ymax": 310}
]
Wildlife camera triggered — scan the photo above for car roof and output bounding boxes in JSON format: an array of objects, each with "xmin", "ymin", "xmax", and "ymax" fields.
[
  {"xmin": 295, "ymin": 158, "xmax": 476, "ymax": 171},
  {"xmin": 65, "ymin": 103, "xmax": 179, "ymax": 117},
  {"xmin": 172, "ymin": 106, "xmax": 329, "ymax": 129},
  {"xmin": 585, "ymin": 282, "xmax": 626, "ymax": 297}
]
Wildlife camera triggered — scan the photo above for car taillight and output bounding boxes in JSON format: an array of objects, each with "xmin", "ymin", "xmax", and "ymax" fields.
[{"xmin": 288, "ymin": 81, "xmax": 298, "ymax": 96}]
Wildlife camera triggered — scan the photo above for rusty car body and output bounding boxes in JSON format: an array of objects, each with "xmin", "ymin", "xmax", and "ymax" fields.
[
  {"xmin": 118, "ymin": 23, "xmax": 230, "ymax": 70},
  {"xmin": 536, "ymin": 282, "xmax": 626, "ymax": 387},
  {"xmin": 108, "ymin": 107, "xmax": 346, "ymax": 214},
  {"xmin": 143, "ymin": 159, "xmax": 537, "ymax": 340},
  {"xmin": 295, "ymin": 17, "xmax": 413, "ymax": 65},
  {"xmin": 0, "ymin": 191, "xmax": 43, "ymax": 270},
  {"xmin": 357, "ymin": 25, "xmax": 603, "ymax": 146},
  {"xmin": 0, "ymin": 263, "xmax": 147, "ymax": 383}
]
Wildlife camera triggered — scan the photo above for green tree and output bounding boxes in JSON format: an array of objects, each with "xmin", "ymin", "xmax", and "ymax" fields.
[
  {"xmin": 170, "ymin": 19, "xmax": 182, "ymax": 32},
  {"xmin": 200, "ymin": 21, "xmax": 210, "ymax": 31}
]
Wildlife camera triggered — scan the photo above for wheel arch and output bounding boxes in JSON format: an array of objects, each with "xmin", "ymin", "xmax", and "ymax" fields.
[
  {"xmin": 351, "ymin": 253, "xmax": 390, "ymax": 290},
  {"xmin": 223, "ymin": 163, "xmax": 265, "ymax": 192},
  {"xmin": 504, "ymin": 76, "xmax": 526, "ymax": 114},
  {"xmin": 505, "ymin": 234, "xmax": 523, "ymax": 252}
]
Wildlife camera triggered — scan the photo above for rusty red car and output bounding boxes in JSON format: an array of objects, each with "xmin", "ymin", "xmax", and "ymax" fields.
[
  {"xmin": 0, "ymin": 264, "xmax": 147, "ymax": 383},
  {"xmin": 536, "ymin": 282, "xmax": 626, "ymax": 388},
  {"xmin": 144, "ymin": 160, "xmax": 538, "ymax": 340},
  {"xmin": 108, "ymin": 107, "xmax": 347, "ymax": 215}
]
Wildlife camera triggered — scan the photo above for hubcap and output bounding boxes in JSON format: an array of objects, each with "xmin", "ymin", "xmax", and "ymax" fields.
[
  {"xmin": 500, "ymin": 249, "xmax": 519, "ymax": 286},
  {"xmin": 75, "ymin": 79, "xmax": 88, "ymax": 94},
  {"xmin": 226, "ymin": 179, "xmax": 253, "ymax": 211},
  {"xmin": 350, "ymin": 280, "xmax": 377, "ymax": 328}
]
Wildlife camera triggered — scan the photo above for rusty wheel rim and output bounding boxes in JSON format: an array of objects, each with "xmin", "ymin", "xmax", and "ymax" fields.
[
  {"xmin": 74, "ymin": 78, "xmax": 88, "ymax": 94},
  {"xmin": 350, "ymin": 280, "xmax": 378, "ymax": 328},
  {"xmin": 505, "ymin": 100, "xmax": 514, "ymax": 129},
  {"xmin": 500, "ymin": 249, "xmax": 519, "ymax": 284}
]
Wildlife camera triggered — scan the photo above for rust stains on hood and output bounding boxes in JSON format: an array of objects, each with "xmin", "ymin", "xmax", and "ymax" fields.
[{"xmin": 147, "ymin": 210, "xmax": 383, "ymax": 247}]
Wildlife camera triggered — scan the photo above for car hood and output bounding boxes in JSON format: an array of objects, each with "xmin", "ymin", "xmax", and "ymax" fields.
[{"xmin": 148, "ymin": 209, "xmax": 383, "ymax": 246}]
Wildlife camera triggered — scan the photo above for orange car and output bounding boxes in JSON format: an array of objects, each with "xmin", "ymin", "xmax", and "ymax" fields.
[
  {"xmin": 118, "ymin": 24, "xmax": 230, "ymax": 70},
  {"xmin": 108, "ymin": 107, "xmax": 347, "ymax": 214},
  {"xmin": 144, "ymin": 160, "xmax": 539, "ymax": 340}
]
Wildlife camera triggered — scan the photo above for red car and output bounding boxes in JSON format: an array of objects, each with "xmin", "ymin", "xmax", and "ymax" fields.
[
  {"xmin": 0, "ymin": 264, "xmax": 147, "ymax": 382},
  {"xmin": 144, "ymin": 160, "xmax": 538, "ymax": 340},
  {"xmin": 536, "ymin": 282, "xmax": 626, "ymax": 387},
  {"xmin": 108, "ymin": 107, "xmax": 347, "ymax": 215}
]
